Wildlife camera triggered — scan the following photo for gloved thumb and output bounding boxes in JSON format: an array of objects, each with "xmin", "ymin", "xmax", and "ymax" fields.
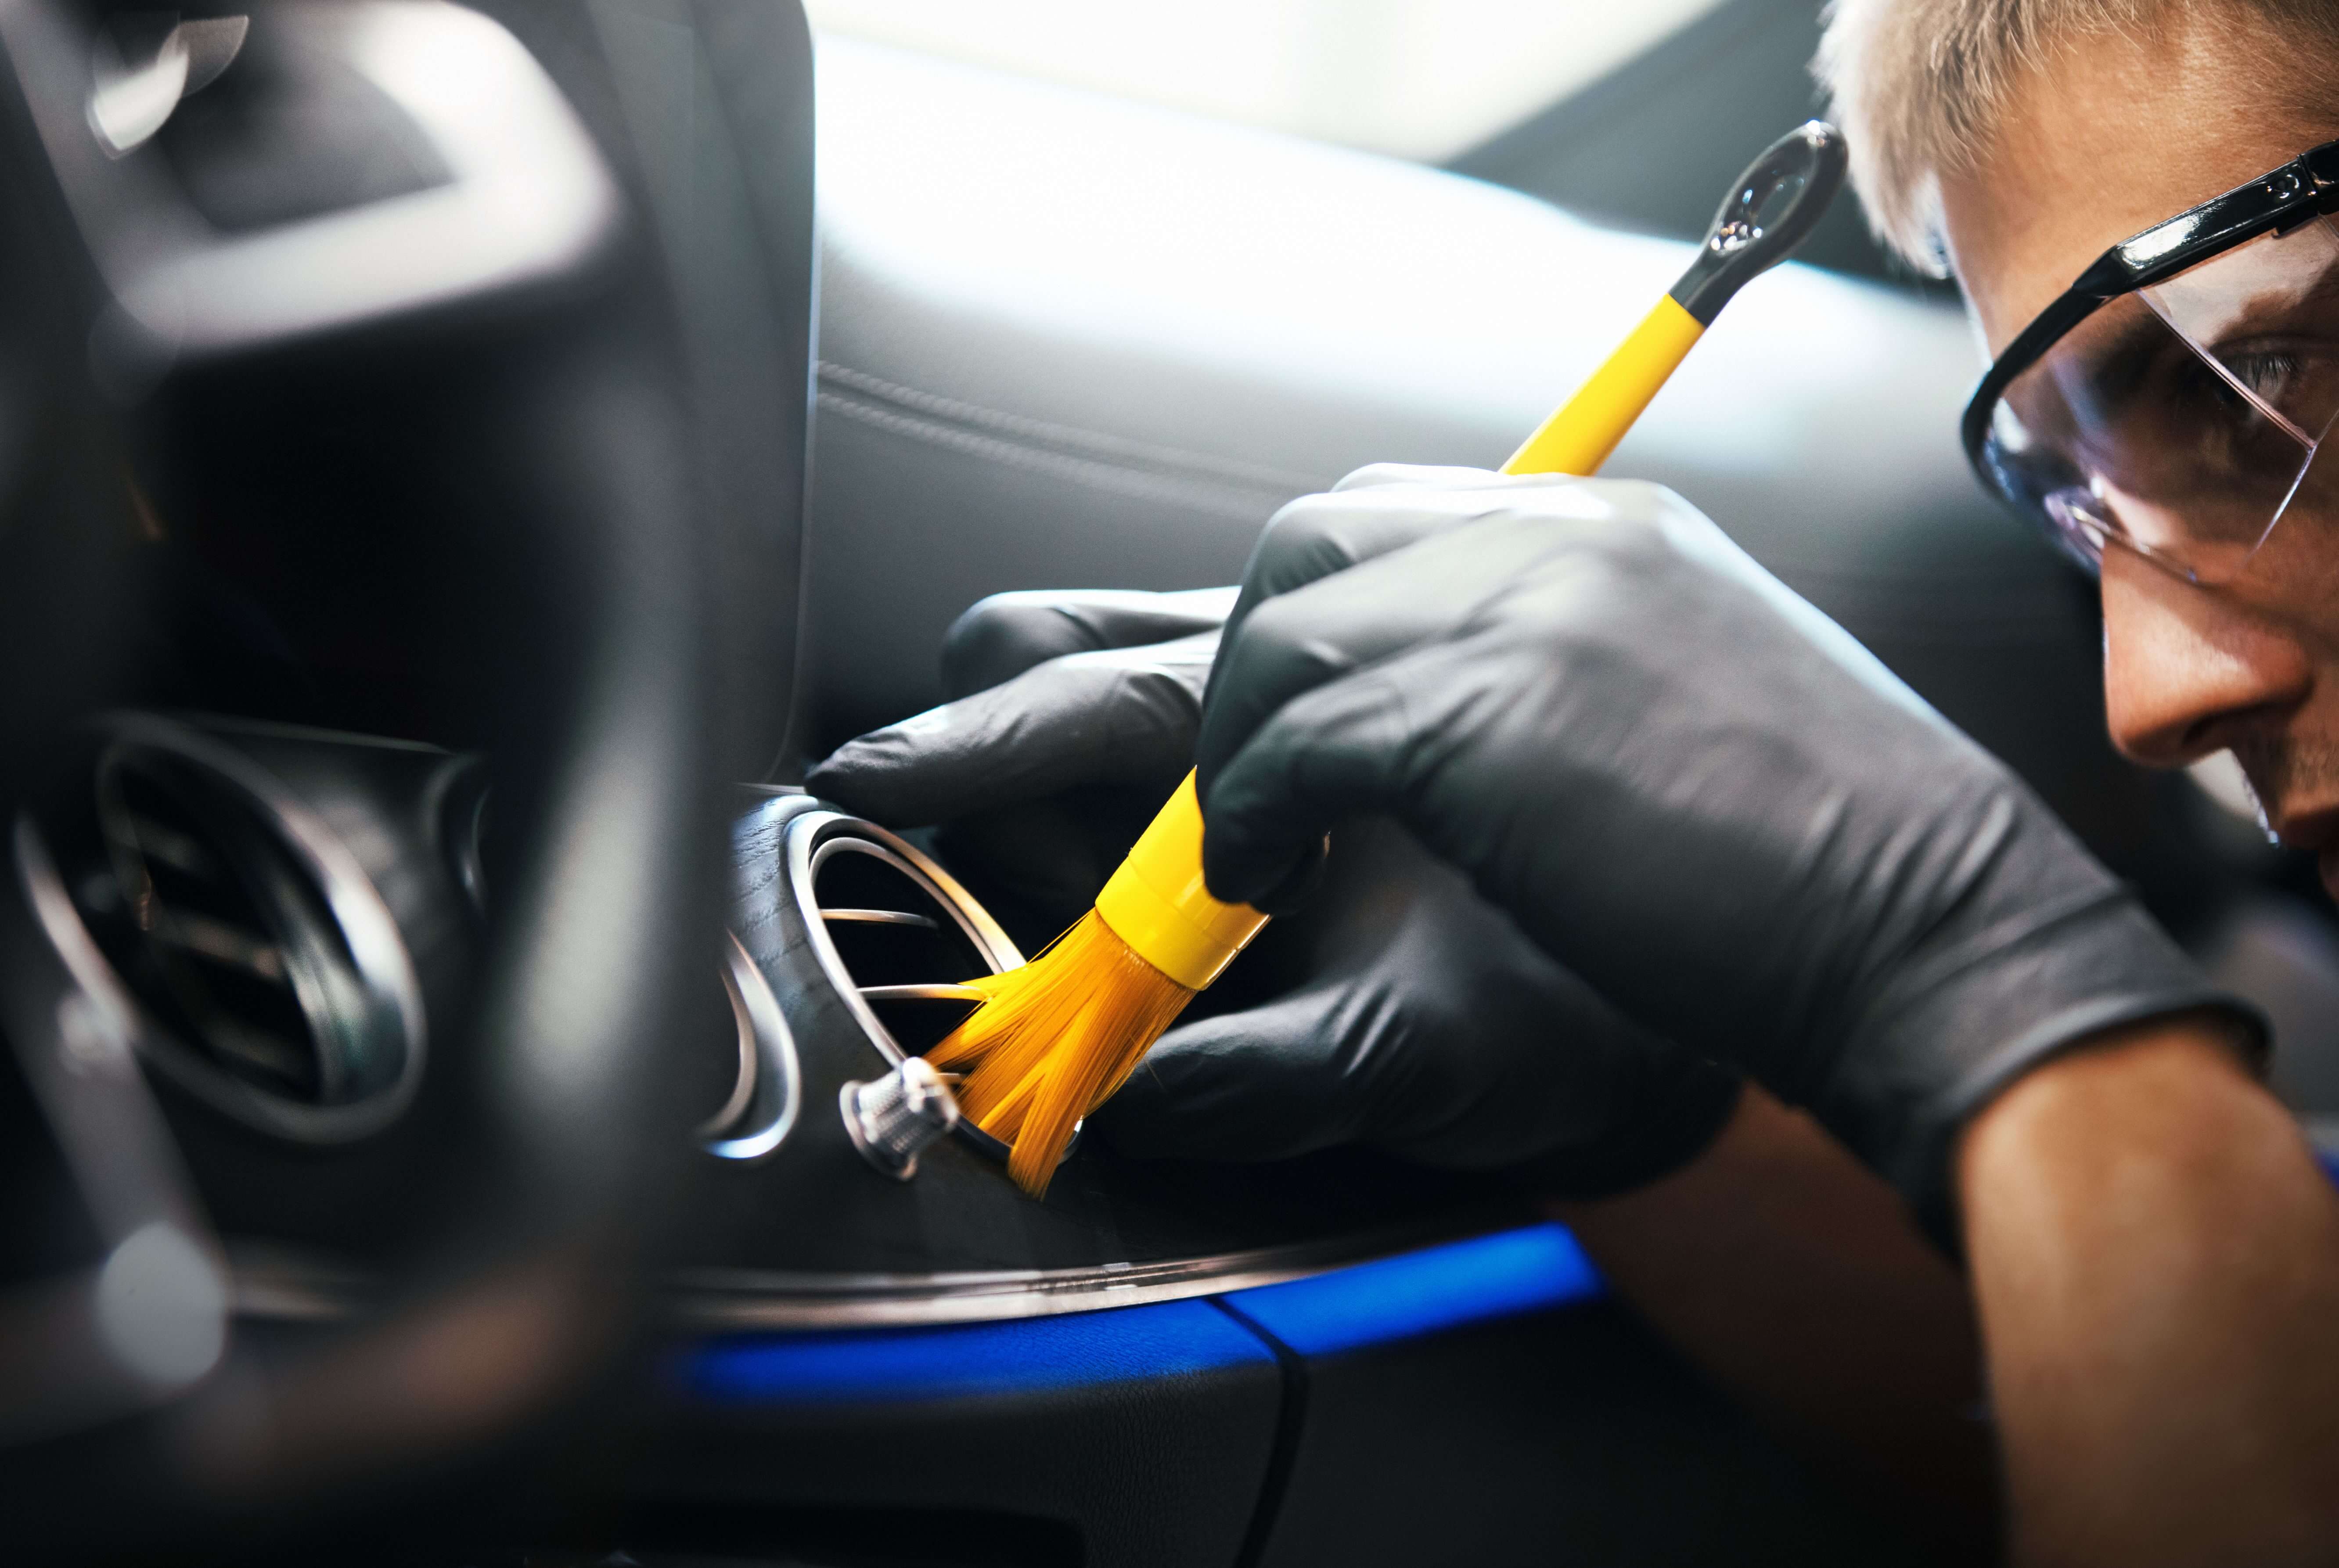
[
  {"xmin": 809, "ymin": 633, "xmax": 1216, "ymax": 825},
  {"xmin": 1089, "ymin": 988, "xmax": 1364, "ymax": 1163}
]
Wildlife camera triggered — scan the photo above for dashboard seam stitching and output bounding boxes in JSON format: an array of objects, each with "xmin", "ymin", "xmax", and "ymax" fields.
[{"xmin": 817, "ymin": 386, "xmax": 1302, "ymax": 524}]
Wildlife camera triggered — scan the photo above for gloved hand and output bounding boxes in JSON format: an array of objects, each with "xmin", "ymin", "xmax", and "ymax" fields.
[
  {"xmin": 809, "ymin": 582, "xmax": 1742, "ymax": 1195},
  {"xmin": 1194, "ymin": 464, "xmax": 2264, "ymax": 1230},
  {"xmin": 1099, "ymin": 811, "xmax": 1740, "ymax": 1193},
  {"xmin": 809, "ymin": 586, "xmax": 1231, "ymax": 937}
]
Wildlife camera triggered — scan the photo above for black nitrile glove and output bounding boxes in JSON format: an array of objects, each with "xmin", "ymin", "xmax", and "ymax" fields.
[
  {"xmin": 809, "ymin": 582, "xmax": 1743, "ymax": 1195},
  {"xmin": 810, "ymin": 586, "xmax": 1231, "ymax": 934},
  {"xmin": 1098, "ymin": 812, "xmax": 1740, "ymax": 1194},
  {"xmin": 1194, "ymin": 464, "xmax": 2266, "ymax": 1231}
]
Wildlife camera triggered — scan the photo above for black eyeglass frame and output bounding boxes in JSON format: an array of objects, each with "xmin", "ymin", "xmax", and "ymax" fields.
[{"xmin": 1960, "ymin": 139, "xmax": 2339, "ymax": 556}]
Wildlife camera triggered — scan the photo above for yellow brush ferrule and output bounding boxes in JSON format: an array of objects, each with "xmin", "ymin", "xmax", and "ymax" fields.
[
  {"xmin": 1501, "ymin": 295, "xmax": 1704, "ymax": 477},
  {"xmin": 1092, "ymin": 771, "xmax": 1267, "ymax": 991}
]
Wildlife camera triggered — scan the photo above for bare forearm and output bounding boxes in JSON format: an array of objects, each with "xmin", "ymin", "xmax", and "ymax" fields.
[
  {"xmin": 1958, "ymin": 1021, "xmax": 2339, "ymax": 1568},
  {"xmin": 1553, "ymin": 1086, "xmax": 1998, "ymax": 1552}
]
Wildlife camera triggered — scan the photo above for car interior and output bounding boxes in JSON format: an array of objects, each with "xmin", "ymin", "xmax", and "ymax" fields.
[{"xmin": 7, "ymin": 0, "xmax": 2339, "ymax": 1564}]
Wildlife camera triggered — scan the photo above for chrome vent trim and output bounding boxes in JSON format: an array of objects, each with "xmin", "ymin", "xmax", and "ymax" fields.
[
  {"xmin": 665, "ymin": 1214, "xmax": 1522, "ymax": 1330},
  {"xmin": 784, "ymin": 810, "xmax": 1025, "ymax": 1162},
  {"xmin": 700, "ymin": 932, "xmax": 800, "ymax": 1162},
  {"xmin": 785, "ymin": 812, "xmax": 1022, "ymax": 1066}
]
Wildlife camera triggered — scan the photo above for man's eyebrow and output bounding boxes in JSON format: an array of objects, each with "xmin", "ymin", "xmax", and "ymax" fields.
[
  {"xmin": 2224, "ymin": 264, "xmax": 2339, "ymax": 332},
  {"xmin": 2299, "ymin": 265, "xmax": 2339, "ymax": 313}
]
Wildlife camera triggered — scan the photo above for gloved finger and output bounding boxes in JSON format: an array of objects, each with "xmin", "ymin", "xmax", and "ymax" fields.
[
  {"xmin": 1090, "ymin": 987, "xmax": 1370, "ymax": 1163},
  {"xmin": 943, "ymin": 586, "xmax": 1236, "ymax": 699},
  {"xmin": 1102, "ymin": 930, "xmax": 1713, "ymax": 1174},
  {"xmin": 1212, "ymin": 470, "xmax": 1629, "ymax": 690},
  {"xmin": 809, "ymin": 632, "xmax": 1216, "ymax": 825},
  {"xmin": 1197, "ymin": 665, "xmax": 1420, "ymax": 910},
  {"xmin": 1197, "ymin": 511, "xmax": 1616, "ymax": 795}
]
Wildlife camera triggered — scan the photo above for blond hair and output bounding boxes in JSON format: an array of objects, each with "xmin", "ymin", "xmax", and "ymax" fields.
[{"xmin": 1815, "ymin": 0, "xmax": 2339, "ymax": 275}]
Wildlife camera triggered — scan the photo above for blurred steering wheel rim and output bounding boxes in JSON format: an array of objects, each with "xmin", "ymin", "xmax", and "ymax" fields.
[{"xmin": 0, "ymin": 0, "xmax": 748, "ymax": 1553}]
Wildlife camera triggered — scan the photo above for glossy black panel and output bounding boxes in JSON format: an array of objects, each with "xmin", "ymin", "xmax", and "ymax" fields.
[
  {"xmin": 637, "ymin": 1315, "xmax": 1282, "ymax": 1568},
  {"xmin": 1256, "ymin": 1302, "xmax": 1934, "ymax": 1568}
]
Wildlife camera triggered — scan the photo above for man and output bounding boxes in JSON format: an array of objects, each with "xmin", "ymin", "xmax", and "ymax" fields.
[{"xmin": 813, "ymin": 2, "xmax": 2339, "ymax": 1561}]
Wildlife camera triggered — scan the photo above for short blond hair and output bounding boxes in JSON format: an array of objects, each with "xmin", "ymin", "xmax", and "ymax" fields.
[{"xmin": 1815, "ymin": 0, "xmax": 2339, "ymax": 275}]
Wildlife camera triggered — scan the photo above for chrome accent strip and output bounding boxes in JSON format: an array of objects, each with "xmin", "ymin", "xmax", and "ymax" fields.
[
  {"xmin": 222, "ymin": 1219, "xmax": 1528, "ymax": 1334},
  {"xmin": 665, "ymin": 1219, "xmax": 1518, "ymax": 1331},
  {"xmin": 821, "ymin": 907, "xmax": 937, "ymax": 928}
]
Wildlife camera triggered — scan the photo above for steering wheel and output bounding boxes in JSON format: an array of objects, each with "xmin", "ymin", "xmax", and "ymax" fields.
[{"xmin": 0, "ymin": 0, "xmax": 794, "ymax": 1552}]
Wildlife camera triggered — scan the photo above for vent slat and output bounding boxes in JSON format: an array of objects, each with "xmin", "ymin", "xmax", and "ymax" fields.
[
  {"xmin": 859, "ymin": 983, "xmax": 987, "ymax": 1003},
  {"xmin": 151, "ymin": 909, "xmax": 289, "ymax": 984},
  {"xmin": 113, "ymin": 812, "xmax": 222, "ymax": 881}
]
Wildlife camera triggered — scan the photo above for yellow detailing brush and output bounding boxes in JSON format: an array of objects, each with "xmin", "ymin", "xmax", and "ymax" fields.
[{"xmin": 932, "ymin": 123, "xmax": 1848, "ymax": 1196}]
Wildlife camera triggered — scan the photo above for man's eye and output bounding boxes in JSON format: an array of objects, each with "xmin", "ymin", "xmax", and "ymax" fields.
[
  {"xmin": 2218, "ymin": 348, "xmax": 2303, "ymax": 408},
  {"xmin": 2143, "ymin": 345, "xmax": 2322, "ymax": 485},
  {"xmin": 2166, "ymin": 349, "xmax": 2300, "ymax": 436}
]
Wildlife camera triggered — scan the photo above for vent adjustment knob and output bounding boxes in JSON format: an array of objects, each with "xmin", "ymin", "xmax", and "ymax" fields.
[{"xmin": 840, "ymin": 1056, "xmax": 959, "ymax": 1180}]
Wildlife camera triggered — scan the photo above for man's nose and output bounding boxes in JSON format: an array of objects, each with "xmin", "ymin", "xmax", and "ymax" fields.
[{"xmin": 2100, "ymin": 546, "xmax": 2313, "ymax": 766}]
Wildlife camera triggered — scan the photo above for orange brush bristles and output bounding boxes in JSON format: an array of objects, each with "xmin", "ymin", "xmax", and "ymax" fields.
[{"xmin": 925, "ymin": 909, "xmax": 1196, "ymax": 1194}]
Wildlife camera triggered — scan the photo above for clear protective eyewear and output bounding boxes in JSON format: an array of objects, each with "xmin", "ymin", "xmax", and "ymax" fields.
[{"xmin": 1965, "ymin": 141, "xmax": 2339, "ymax": 584}]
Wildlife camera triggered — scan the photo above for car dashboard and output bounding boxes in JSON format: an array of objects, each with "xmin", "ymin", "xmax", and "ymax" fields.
[{"xmin": 4, "ymin": 6, "xmax": 2332, "ymax": 1567}]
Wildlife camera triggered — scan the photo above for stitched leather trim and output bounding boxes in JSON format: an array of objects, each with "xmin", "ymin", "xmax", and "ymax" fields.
[
  {"xmin": 818, "ymin": 379, "xmax": 1306, "ymax": 524},
  {"xmin": 818, "ymin": 359, "xmax": 1327, "ymax": 487}
]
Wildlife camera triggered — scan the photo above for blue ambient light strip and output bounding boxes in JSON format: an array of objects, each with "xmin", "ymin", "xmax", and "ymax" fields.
[
  {"xmin": 678, "ymin": 1295, "xmax": 1273, "ymax": 1406},
  {"xmin": 675, "ymin": 1223, "xmax": 1606, "ymax": 1406},
  {"xmin": 1219, "ymin": 1221, "xmax": 1603, "ymax": 1358}
]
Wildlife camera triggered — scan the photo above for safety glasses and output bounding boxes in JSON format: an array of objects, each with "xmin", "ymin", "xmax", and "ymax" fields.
[{"xmin": 1964, "ymin": 140, "xmax": 2339, "ymax": 584}]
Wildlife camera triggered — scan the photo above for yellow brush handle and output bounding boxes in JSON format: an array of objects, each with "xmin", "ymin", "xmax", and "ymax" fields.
[
  {"xmin": 1067, "ymin": 123, "xmax": 1845, "ymax": 1000},
  {"xmin": 1500, "ymin": 295, "xmax": 1704, "ymax": 478},
  {"xmin": 1103, "ymin": 295, "xmax": 1712, "ymax": 991}
]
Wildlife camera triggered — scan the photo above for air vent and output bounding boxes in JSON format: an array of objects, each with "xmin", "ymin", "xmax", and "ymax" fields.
[
  {"xmin": 785, "ymin": 812, "xmax": 1026, "ymax": 1161},
  {"xmin": 61, "ymin": 716, "xmax": 425, "ymax": 1142},
  {"xmin": 443, "ymin": 770, "xmax": 801, "ymax": 1163}
]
